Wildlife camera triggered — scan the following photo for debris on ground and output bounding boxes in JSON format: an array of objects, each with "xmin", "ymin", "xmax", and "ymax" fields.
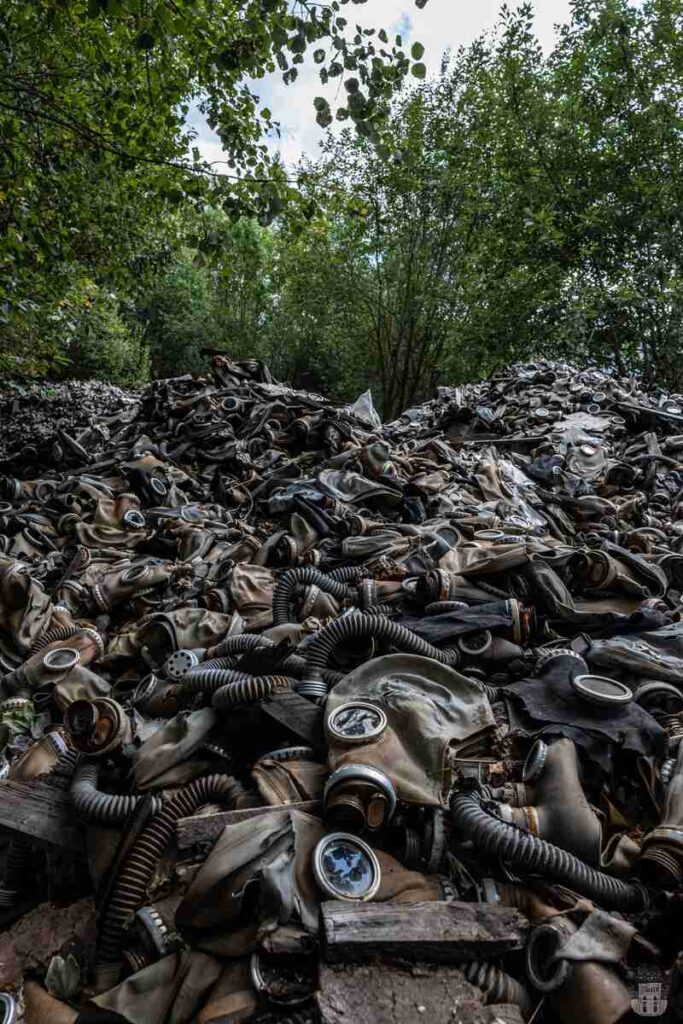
[
  {"xmin": 0, "ymin": 356, "xmax": 681, "ymax": 1023},
  {"xmin": 0, "ymin": 380, "xmax": 137, "ymax": 464}
]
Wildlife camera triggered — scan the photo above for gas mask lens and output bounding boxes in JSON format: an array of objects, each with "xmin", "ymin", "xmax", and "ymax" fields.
[
  {"xmin": 313, "ymin": 833, "xmax": 381, "ymax": 901},
  {"xmin": 326, "ymin": 701, "xmax": 387, "ymax": 744}
]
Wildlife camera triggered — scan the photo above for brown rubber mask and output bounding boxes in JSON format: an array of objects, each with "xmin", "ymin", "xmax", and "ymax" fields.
[{"xmin": 325, "ymin": 653, "xmax": 495, "ymax": 807}]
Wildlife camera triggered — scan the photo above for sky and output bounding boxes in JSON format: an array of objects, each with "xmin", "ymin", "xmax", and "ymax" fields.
[{"xmin": 187, "ymin": 0, "xmax": 572, "ymax": 171}]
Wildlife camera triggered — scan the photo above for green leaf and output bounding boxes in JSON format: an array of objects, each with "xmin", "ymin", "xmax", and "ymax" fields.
[
  {"xmin": 313, "ymin": 48, "xmax": 326, "ymax": 63},
  {"xmin": 316, "ymin": 106, "xmax": 333, "ymax": 128},
  {"xmin": 411, "ymin": 62, "xmax": 426, "ymax": 79},
  {"xmin": 411, "ymin": 41, "xmax": 424, "ymax": 60}
]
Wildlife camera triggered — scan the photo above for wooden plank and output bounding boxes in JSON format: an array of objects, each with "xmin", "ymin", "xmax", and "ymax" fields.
[
  {"xmin": 176, "ymin": 799, "xmax": 322, "ymax": 849},
  {"xmin": 0, "ymin": 779, "xmax": 83, "ymax": 852},
  {"xmin": 322, "ymin": 900, "xmax": 528, "ymax": 964},
  {"xmin": 260, "ymin": 690, "xmax": 325, "ymax": 747}
]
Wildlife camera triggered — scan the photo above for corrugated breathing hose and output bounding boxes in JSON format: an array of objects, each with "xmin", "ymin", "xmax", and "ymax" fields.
[
  {"xmin": 193, "ymin": 656, "xmax": 239, "ymax": 672},
  {"xmin": 28, "ymin": 622, "xmax": 82, "ymax": 655},
  {"xmin": 450, "ymin": 786, "xmax": 648, "ymax": 912},
  {"xmin": 185, "ymin": 661, "xmax": 340, "ymax": 699},
  {"xmin": 204, "ymin": 633, "xmax": 274, "ymax": 660},
  {"xmin": 71, "ymin": 762, "xmax": 163, "ymax": 825},
  {"xmin": 459, "ymin": 961, "xmax": 534, "ymax": 1019},
  {"xmin": 272, "ymin": 568, "xmax": 352, "ymax": 626},
  {"xmin": 271, "ymin": 652, "xmax": 344, "ymax": 687},
  {"xmin": 299, "ymin": 612, "xmax": 460, "ymax": 700},
  {"xmin": 327, "ymin": 566, "xmax": 371, "ymax": 583},
  {"xmin": 212, "ymin": 675, "xmax": 293, "ymax": 709},
  {"xmin": 182, "ymin": 667, "xmax": 249, "ymax": 695},
  {"xmin": 96, "ymin": 773, "xmax": 255, "ymax": 988}
]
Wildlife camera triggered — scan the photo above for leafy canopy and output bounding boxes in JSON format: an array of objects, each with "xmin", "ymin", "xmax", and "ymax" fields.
[{"xmin": 0, "ymin": 0, "xmax": 428, "ymax": 373}]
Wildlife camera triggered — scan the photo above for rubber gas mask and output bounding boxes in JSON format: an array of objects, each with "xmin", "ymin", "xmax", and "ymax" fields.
[{"xmin": 324, "ymin": 653, "xmax": 495, "ymax": 832}]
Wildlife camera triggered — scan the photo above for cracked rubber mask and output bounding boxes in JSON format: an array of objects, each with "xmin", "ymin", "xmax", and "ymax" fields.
[{"xmin": 324, "ymin": 654, "xmax": 495, "ymax": 823}]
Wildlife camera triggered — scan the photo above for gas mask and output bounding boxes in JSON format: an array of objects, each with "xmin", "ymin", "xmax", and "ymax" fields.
[
  {"xmin": 64, "ymin": 696, "xmax": 132, "ymax": 756},
  {"xmin": 0, "ymin": 558, "xmax": 54, "ymax": 654},
  {"xmin": 490, "ymin": 737, "xmax": 603, "ymax": 865},
  {"xmin": 638, "ymin": 741, "xmax": 683, "ymax": 888},
  {"xmin": 324, "ymin": 653, "xmax": 495, "ymax": 832},
  {"xmin": 75, "ymin": 493, "xmax": 148, "ymax": 549},
  {"xmin": 134, "ymin": 609, "xmax": 236, "ymax": 669},
  {"xmin": 251, "ymin": 747, "xmax": 327, "ymax": 806},
  {"xmin": 8, "ymin": 727, "xmax": 71, "ymax": 781},
  {"xmin": 3, "ymin": 641, "xmax": 110, "ymax": 710},
  {"xmin": 90, "ymin": 560, "xmax": 172, "ymax": 613}
]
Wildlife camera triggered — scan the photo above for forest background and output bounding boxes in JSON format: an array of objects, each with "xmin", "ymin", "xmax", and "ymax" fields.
[{"xmin": 2, "ymin": 0, "xmax": 682, "ymax": 418}]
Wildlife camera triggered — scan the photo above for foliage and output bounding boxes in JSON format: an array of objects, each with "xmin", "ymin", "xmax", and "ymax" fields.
[
  {"xmin": 261, "ymin": 0, "xmax": 683, "ymax": 412},
  {"xmin": 5, "ymin": 0, "xmax": 683, "ymax": 410},
  {"xmin": 0, "ymin": 0, "xmax": 428, "ymax": 374},
  {"xmin": 452, "ymin": 0, "xmax": 683, "ymax": 387},
  {"xmin": 135, "ymin": 250, "xmax": 219, "ymax": 379},
  {"xmin": 66, "ymin": 282, "xmax": 150, "ymax": 386}
]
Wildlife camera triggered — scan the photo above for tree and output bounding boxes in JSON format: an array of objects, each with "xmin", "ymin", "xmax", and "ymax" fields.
[
  {"xmin": 261, "ymin": 0, "xmax": 683, "ymax": 412},
  {"xmin": 455, "ymin": 0, "xmax": 683, "ymax": 385},
  {"xmin": 0, "ymin": 0, "xmax": 428, "ymax": 376}
]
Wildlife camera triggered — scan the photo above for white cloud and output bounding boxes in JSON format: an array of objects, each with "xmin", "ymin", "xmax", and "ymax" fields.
[{"xmin": 188, "ymin": 0, "xmax": 572, "ymax": 171}]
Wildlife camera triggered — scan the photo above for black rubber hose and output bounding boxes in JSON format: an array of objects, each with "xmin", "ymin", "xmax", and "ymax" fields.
[
  {"xmin": 327, "ymin": 565, "xmax": 371, "ymax": 583},
  {"xmin": 28, "ymin": 622, "xmax": 82, "ymax": 656},
  {"xmin": 450, "ymin": 786, "xmax": 648, "ymax": 912},
  {"xmin": 272, "ymin": 568, "xmax": 352, "ymax": 626},
  {"xmin": 71, "ymin": 762, "xmax": 163, "ymax": 826},
  {"xmin": 204, "ymin": 633, "xmax": 273, "ymax": 660},
  {"xmin": 459, "ymin": 961, "xmax": 534, "ymax": 1019},
  {"xmin": 279, "ymin": 653, "xmax": 344, "ymax": 687},
  {"xmin": 212, "ymin": 674, "xmax": 292, "ymax": 709},
  {"xmin": 96, "ymin": 773, "xmax": 256, "ymax": 985},
  {"xmin": 185, "ymin": 660, "xmax": 342, "ymax": 696},
  {"xmin": 300, "ymin": 612, "xmax": 460, "ymax": 699},
  {"xmin": 182, "ymin": 668, "xmax": 248, "ymax": 695},
  {"xmin": 194, "ymin": 655, "xmax": 239, "ymax": 672}
]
